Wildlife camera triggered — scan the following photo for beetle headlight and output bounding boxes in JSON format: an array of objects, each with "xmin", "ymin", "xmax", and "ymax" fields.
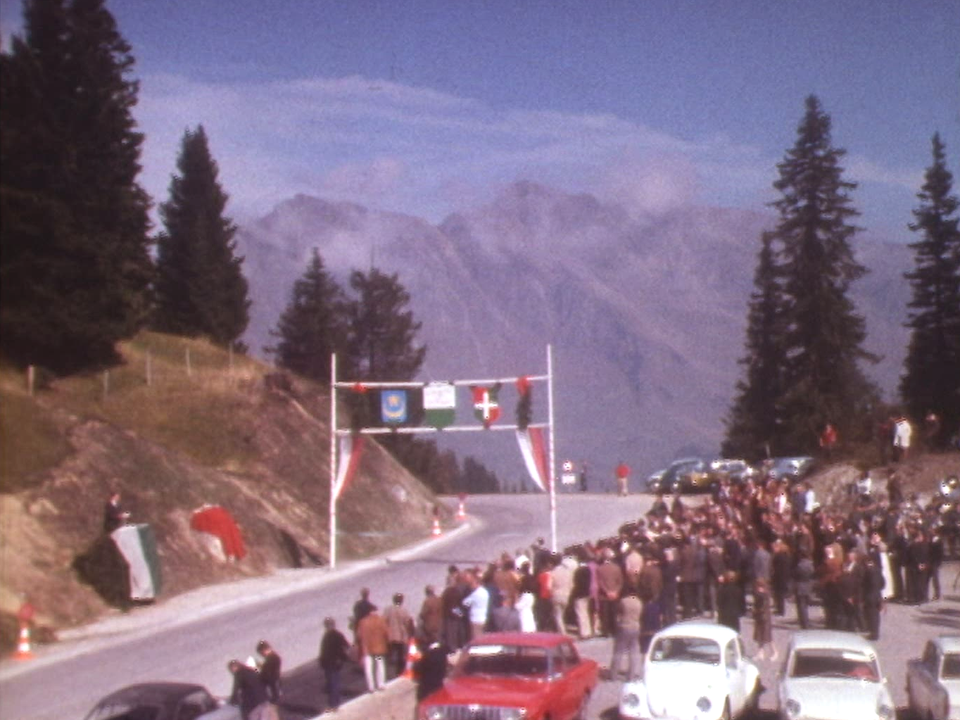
[
  {"xmin": 621, "ymin": 692, "xmax": 640, "ymax": 708},
  {"xmin": 696, "ymin": 696, "xmax": 711, "ymax": 712},
  {"xmin": 877, "ymin": 701, "xmax": 895, "ymax": 720},
  {"xmin": 784, "ymin": 698, "xmax": 801, "ymax": 718},
  {"xmin": 423, "ymin": 708, "xmax": 444, "ymax": 720}
]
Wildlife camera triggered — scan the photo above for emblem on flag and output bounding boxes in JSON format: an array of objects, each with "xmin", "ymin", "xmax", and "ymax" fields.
[
  {"xmin": 381, "ymin": 390, "xmax": 408, "ymax": 423},
  {"xmin": 423, "ymin": 382, "xmax": 456, "ymax": 429},
  {"xmin": 471, "ymin": 383, "xmax": 501, "ymax": 428}
]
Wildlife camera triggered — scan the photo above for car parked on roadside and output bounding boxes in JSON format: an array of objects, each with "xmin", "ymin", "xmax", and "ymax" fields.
[
  {"xmin": 647, "ymin": 458, "xmax": 711, "ymax": 494},
  {"xmin": 709, "ymin": 459, "xmax": 759, "ymax": 484},
  {"xmin": 619, "ymin": 621, "xmax": 760, "ymax": 720},
  {"xmin": 777, "ymin": 630, "xmax": 894, "ymax": 720},
  {"xmin": 763, "ymin": 456, "xmax": 815, "ymax": 483},
  {"xmin": 83, "ymin": 682, "xmax": 240, "ymax": 720},
  {"xmin": 417, "ymin": 631, "xmax": 598, "ymax": 720},
  {"xmin": 906, "ymin": 635, "xmax": 960, "ymax": 720}
]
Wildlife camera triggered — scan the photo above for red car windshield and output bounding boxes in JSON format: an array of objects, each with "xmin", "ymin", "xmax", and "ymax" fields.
[{"xmin": 457, "ymin": 644, "xmax": 550, "ymax": 677}]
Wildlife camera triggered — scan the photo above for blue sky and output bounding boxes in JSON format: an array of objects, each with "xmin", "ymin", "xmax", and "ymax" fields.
[{"xmin": 2, "ymin": 0, "xmax": 958, "ymax": 239}]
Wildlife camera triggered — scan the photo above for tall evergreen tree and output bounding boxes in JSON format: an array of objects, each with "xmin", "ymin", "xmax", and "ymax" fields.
[
  {"xmin": 771, "ymin": 95, "xmax": 878, "ymax": 451},
  {"xmin": 267, "ymin": 248, "xmax": 348, "ymax": 381},
  {"xmin": 901, "ymin": 133, "xmax": 960, "ymax": 443},
  {"xmin": 153, "ymin": 125, "xmax": 249, "ymax": 347},
  {"xmin": 0, "ymin": 0, "xmax": 152, "ymax": 372},
  {"xmin": 723, "ymin": 233, "xmax": 788, "ymax": 460},
  {"xmin": 345, "ymin": 267, "xmax": 426, "ymax": 381}
]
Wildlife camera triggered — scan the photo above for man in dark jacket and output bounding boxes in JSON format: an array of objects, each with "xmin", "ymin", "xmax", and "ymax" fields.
[
  {"xmin": 318, "ymin": 618, "xmax": 351, "ymax": 712},
  {"xmin": 863, "ymin": 540, "xmax": 886, "ymax": 640},
  {"xmin": 228, "ymin": 659, "xmax": 276, "ymax": 720},
  {"xmin": 793, "ymin": 549, "xmax": 815, "ymax": 629},
  {"xmin": 256, "ymin": 640, "xmax": 282, "ymax": 704}
]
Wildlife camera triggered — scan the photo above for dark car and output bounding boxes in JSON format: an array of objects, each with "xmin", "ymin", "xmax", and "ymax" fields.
[
  {"xmin": 762, "ymin": 456, "xmax": 815, "ymax": 483},
  {"xmin": 83, "ymin": 682, "xmax": 240, "ymax": 720},
  {"xmin": 417, "ymin": 631, "xmax": 598, "ymax": 720},
  {"xmin": 656, "ymin": 458, "xmax": 714, "ymax": 494}
]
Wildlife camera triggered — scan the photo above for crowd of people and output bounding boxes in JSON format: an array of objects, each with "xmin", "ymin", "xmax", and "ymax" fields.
[{"xmin": 230, "ymin": 464, "xmax": 958, "ymax": 716}]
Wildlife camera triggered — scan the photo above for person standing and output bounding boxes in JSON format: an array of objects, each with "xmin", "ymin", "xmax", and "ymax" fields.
[
  {"xmin": 615, "ymin": 461, "xmax": 630, "ymax": 496},
  {"xmin": 318, "ymin": 618, "xmax": 350, "ymax": 713},
  {"xmin": 461, "ymin": 569, "xmax": 490, "ymax": 640},
  {"xmin": 418, "ymin": 585, "xmax": 443, "ymax": 645},
  {"xmin": 255, "ymin": 640, "xmax": 282, "ymax": 705},
  {"xmin": 609, "ymin": 587, "xmax": 642, "ymax": 681},
  {"xmin": 716, "ymin": 570, "xmax": 743, "ymax": 633},
  {"xmin": 863, "ymin": 544, "xmax": 886, "ymax": 641},
  {"xmin": 793, "ymin": 549, "xmax": 815, "ymax": 630},
  {"xmin": 103, "ymin": 491, "xmax": 130, "ymax": 534},
  {"xmin": 414, "ymin": 638, "xmax": 449, "ymax": 716},
  {"xmin": 383, "ymin": 592, "xmax": 415, "ymax": 679},
  {"xmin": 571, "ymin": 552, "xmax": 595, "ymax": 639},
  {"xmin": 351, "ymin": 588, "xmax": 376, "ymax": 644},
  {"xmin": 893, "ymin": 415, "xmax": 913, "ymax": 461},
  {"xmin": 228, "ymin": 659, "xmax": 277, "ymax": 720},
  {"xmin": 356, "ymin": 606, "xmax": 389, "ymax": 692},
  {"xmin": 550, "ymin": 555, "xmax": 576, "ymax": 635},
  {"xmin": 752, "ymin": 579, "xmax": 775, "ymax": 661},
  {"xmin": 596, "ymin": 548, "xmax": 624, "ymax": 637}
]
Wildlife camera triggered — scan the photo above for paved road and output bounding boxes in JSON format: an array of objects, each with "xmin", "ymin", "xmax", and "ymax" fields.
[{"xmin": 1, "ymin": 492, "xmax": 956, "ymax": 720}]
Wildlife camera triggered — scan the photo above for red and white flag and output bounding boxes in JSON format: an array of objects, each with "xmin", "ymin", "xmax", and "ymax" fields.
[
  {"xmin": 334, "ymin": 434, "xmax": 365, "ymax": 500},
  {"xmin": 516, "ymin": 427, "xmax": 550, "ymax": 492}
]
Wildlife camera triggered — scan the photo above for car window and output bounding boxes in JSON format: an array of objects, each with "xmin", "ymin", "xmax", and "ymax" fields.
[
  {"xmin": 790, "ymin": 649, "xmax": 879, "ymax": 682},
  {"xmin": 554, "ymin": 642, "xmax": 579, "ymax": 673},
  {"xmin": 724, "ymin": 640, "xmax": 738, "ymax": 669},
  {"xmin": 461, "ymin": 644, "xmax": 549, "ymax": 677},
  {"xmin": 650, "ymin": 636, "xmax": 721, "ymax": 665},
  {"xmin": 943, "ymin": 653, "xmax": 960, "ymax": 680}
]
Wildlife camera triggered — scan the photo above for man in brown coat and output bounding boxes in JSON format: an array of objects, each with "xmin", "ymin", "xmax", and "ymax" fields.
[
  {"xmin": 595, "ymin": 548, "xmax": 624, "ymax": 637},
  {"xmin": 356, "ymin": 607, "xmax": 389, "ymax": 692},
  {"xmin": 418, "ymin": 585, "xmax": 443, "ymax": 644}
]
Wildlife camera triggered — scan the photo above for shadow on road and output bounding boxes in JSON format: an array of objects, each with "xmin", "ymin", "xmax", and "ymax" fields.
[{"xmin": 272, "ymin": 657, "xmax": 373, "ymax": 719}]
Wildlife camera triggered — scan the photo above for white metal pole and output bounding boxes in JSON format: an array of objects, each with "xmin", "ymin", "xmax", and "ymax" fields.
[
  {"xmin": 547, "ymin": 344, "xmax": 557, "ymax": 552},
  {"xmin": 330, "ymin": 353, "xmax": 338, "ymax": 569}
]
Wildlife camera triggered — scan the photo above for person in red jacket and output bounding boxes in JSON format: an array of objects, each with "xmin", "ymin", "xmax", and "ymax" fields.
[{"xmin": 615, "ymin": 461, "xmax": 631, "ymax": 496}]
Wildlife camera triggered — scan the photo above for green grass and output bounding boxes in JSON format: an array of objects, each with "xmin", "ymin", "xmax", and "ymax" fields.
[{"xmin": 0, "ymin": 332, "xmax": 271, "ymax": 492}]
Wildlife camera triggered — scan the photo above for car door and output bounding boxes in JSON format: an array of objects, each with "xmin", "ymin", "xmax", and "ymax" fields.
[
  {"xmin": 725, "ymin": 638, "xmax": 746, "ymax": 713},
  {"xmin": 917, "ymin": 641, "xmax": 939, "ymax": 716},
  {"xmin": 554, "ymin": 641, "xmax": 592, "ymax": 720}
]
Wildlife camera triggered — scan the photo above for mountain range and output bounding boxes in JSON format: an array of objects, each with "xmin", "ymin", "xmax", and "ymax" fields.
[{"xmin": 236, "ymin": 181, "xmax": 912, "ymax": 489}]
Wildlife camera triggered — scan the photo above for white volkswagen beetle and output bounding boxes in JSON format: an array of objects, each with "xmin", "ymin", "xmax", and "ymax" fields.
[
  {"xmin": 619, "ymin": 621, "xmax": 760, "ymax": 720},
  {"xmin": 777, "ymin": 630, "xmax": 895, "ymax": 720},
  {"xmin": 906, "ymin": 635, "xmax": 960, "ymax": 720}
]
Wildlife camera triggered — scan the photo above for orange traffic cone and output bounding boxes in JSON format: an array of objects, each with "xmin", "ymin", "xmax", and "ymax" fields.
[
  {"xmin": 15, "ymin": 623, "xmax": 33, "ymax": 660},
  {"xmin": 456, "ymin": 499, "xmax": 466, "ymax": 521},
  {"xmin": 431, "ymin": 516, "xmax": 442, "ymax": 536},
  {"xmin": 402, "ymin": 638, "xmax": 421, "ymax": 679}
]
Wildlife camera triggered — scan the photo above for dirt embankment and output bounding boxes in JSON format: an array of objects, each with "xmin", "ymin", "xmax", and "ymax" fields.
[{"xmin": 0, "ymin": 370, "xmax": 445, "ymax": 651}]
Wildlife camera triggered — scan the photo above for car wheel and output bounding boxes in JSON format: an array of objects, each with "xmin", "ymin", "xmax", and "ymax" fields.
[{"xmin": 572, "ymin": 692, "xmax": 590, "ymax": 720}]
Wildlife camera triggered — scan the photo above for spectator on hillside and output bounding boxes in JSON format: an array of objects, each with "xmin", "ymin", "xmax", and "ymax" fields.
[
  {"xmin": 103, "ymin": 491, "xmax": 130, "ymax": 534},
  {"xmin": 894, "ymin": 415, "xmax": 913, "ymax": 461}
]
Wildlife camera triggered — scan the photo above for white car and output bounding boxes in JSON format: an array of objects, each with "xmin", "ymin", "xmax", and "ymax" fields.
[
  {"xmin": 619, "ymin": 621, "xmax": 760, "ymax": 720},
  {"xmin": 906, "ymin": 635, "xmax": 960, "ymax": 720},
  {"xmin": 777, "ymin": 630, "xmax": 895, "ymax": 720}
]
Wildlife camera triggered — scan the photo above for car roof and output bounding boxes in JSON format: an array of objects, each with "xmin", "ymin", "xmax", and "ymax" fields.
[
  {"xmin": 788, "ymin": 630, "xmax": 879, "ymax": 654},
  {"xmin": 90, "ymin": 682, "xmax": 209, "ymax": 711},
  {"xmin": 931, "ymin": 635, "xmax": 960, "ymax": 653},
  {"xmin": 653, "ymin": 620, "xmax": 739, "ymax": 643},
  {"xmin": 468, "ymin": 631, "xmax": 572, "ymax": 648}
]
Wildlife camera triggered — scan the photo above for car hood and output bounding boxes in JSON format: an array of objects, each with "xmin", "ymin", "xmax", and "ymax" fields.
[
  {"xmin": 423, "ymin": 676, "xmax": 549, "ymax": 709},
  {"xmin": 781, "ymin": 677, "xmax": 892, "ymax": 718},
  {"xmin": 643, "ymin": 663, "xmax": 726, "ymax": 716}
]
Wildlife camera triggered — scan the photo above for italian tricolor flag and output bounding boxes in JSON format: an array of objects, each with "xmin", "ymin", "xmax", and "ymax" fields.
[{"xmin": 516, "ymin": 427, "xmax": 550, "ymax": 492}]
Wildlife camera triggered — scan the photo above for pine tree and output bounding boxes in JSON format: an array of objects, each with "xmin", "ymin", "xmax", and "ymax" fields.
[
  {"xmin": 267, "ymin": 249, "xmax": 348, "ymax": 381},
  {"xmin": 345, "ymin": 267, "xmax": 426, "ymax": 381},
  {"xmin": 771, "ymin": 95, "xmax": 878, "ymax": 452},
  {"xmin": 153, "ymin": 125, "xmax": 249, "ymax": 347},
  {"xmin": 723, "ymin": 232, "xmax": 788, "ymax": 459},
  {"xmin": 0, "ymin": 0, "xmax": 152, "ymax": 372},
  {"xmin": 901, "ymin": 133, "xmax": 960, "ymax": 445}
]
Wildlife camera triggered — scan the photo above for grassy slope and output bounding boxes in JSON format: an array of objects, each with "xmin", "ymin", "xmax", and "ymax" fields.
[{"xmin": 0, "ymin": 332, "xmax": 443, "ymax": 647}]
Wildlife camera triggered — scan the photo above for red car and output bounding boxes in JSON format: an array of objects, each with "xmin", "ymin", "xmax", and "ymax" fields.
[{"xmin": 418, "ymin": 631, "xmax": 598, "ymax": 720}]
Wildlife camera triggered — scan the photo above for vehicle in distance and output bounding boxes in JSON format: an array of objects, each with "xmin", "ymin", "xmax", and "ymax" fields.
[
  {"xmin": 906, "ymin": 635, "xmax": 960, "ymax": 720},
  {"xmin": 777, "ymin": 630, "xmax": 894, "ymax": 720},
  {"xmin": 647, "ymin": 458, "xmax": 711, "ymax": 494},
  {"xmin": 709, "ymin": 459, "xmax": 758, "ymax": 484},
  {"xmin": 83, "ymin": 682, "xmax": 240, "ymax": 720},
  {"xmin": 762, "ymin": 456, "xmax": 815, "ymax": 483},
  {"xmin": 619, "ymin": 621, "xmax": 760, "ymax": 720},
  {"xmin": 417, "ymin": 631, "xmax": 598, "ymax": 720}
]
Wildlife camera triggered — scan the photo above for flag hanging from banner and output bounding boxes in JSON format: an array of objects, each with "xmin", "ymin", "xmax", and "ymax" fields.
[
  {"xmin": 516, "ymin": 427, "xmax": 550, "ymax": 492},
  {"xmin": 471, "ymin": 383, "xmax": 501, "ymax": 428},
  {"xmin": 423, "ymin": 381, "xmax": 456, "ymax": 428},
  {"xmin": 334, "ymin": 434, "xmax": 365, "ymax": 499},
  {"xmin": 381, "ymin": 389, "xmax": 408, "ymax": 423}
]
